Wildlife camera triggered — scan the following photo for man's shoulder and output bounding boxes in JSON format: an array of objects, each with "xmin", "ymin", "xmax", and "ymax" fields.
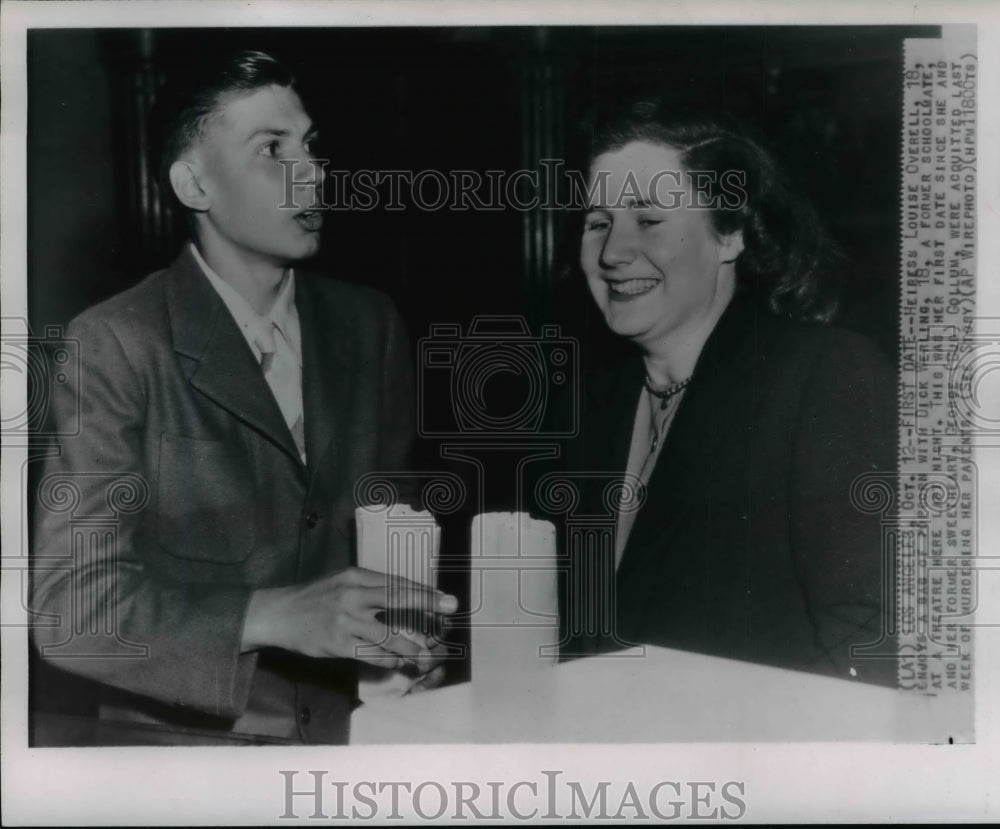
[
  {"xmin": 296, "ymin": 270, "xmax": 398, "ymax": 317},
  {"xmin": 295, "ymin": 272, "xmax": 406, "ymax": 348},
  {"xmin": 68, "ymin": 260, "xmax": 405, "ymax": 348},
  {"xmin": 68, "ymin": 268, "xmax": 173, "ymax": 338}
]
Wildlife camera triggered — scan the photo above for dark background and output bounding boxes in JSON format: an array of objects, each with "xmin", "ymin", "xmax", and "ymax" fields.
[
  {"xmin": 27, "ymin": 24, "xmax": 936, "ymax": 736},
  {"xmin": 30, "ymin": 25, "xmax": 940, "ymax": 352}
]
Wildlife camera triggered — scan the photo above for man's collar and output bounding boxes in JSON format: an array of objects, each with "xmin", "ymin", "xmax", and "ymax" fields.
[{"xmin": 189, "ymin": 242, "xmax": 300, "ymax": 355}]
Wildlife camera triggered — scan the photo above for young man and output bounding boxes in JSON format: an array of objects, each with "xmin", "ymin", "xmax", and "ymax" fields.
[{"xmin": 31, "ymin": 50, "xmax": 455, "ymax": 745}]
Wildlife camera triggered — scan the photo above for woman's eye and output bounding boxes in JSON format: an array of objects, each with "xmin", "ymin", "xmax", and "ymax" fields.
[
  {"xmin": 638, "ymin": 217, "xmax": 663, "ymax": 228},
  {"xmin": 585, "ymin": 218, "xmax": 610, "ymax": 232},
  {"xmin": 259, "ymin": 141, "xmax": 280, "ymax": 158}
]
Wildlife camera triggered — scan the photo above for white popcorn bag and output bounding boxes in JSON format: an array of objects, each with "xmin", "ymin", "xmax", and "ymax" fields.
[{"xmin": 355, "ymin": 504, "xmax": 441, "ymax": 702}]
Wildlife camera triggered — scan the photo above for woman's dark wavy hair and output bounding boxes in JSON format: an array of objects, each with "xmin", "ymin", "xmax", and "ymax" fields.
[
  {"xmin": 150, "ymin": 49, "xmax": 296, "ymax": 205},
  {"xmin": 583, "ymin": 99, "xmax": 842, "ymax": 323}
]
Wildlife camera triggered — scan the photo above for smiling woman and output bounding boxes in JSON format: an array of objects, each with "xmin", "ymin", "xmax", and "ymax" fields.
[
  {"xmin": 581, "ymin": 140, "xmax": 744, "ymax": 387},
  {"xmin": 546, "ymin": 100, "xmax": 899, "ymax": 687}
]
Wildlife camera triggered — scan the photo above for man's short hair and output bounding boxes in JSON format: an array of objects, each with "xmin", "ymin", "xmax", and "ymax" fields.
[{"xmin": 150, "ymin": 49, "xmax": 296, "ymax": 202}]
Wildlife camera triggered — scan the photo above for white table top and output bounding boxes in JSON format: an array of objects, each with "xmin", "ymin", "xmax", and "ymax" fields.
[{"xmin": 351, "ymin": 646, "xmax": 949, "ymax": 744}]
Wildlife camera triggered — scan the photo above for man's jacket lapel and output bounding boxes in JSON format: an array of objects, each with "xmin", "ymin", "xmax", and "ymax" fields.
[
  {"xmin": 296, "ymin": 272, "xmax": 352, "ymax": 475},
  {"xmin": 164, "ymin": 247, "xmax": 304, "ymax": 466}
]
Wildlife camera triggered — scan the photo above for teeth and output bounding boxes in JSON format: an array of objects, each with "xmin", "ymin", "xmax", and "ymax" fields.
[
  {"xmin": 609, "ymin": 279, "xmax": 658, "ymax": 295},
  {"xmin": 294, "ymin": 210, "xmax": 323, "ymax": 231}
]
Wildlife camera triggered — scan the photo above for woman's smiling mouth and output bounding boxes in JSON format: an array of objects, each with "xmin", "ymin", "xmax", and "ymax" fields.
[{"xmin": 606, "ymin": 277, "xmax": 660, "ymax": 300}]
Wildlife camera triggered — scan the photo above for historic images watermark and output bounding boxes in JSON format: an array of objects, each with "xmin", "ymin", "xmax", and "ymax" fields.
[
  {"xmin": 278, "ymin": 159, "xmax": 749, "ymax": 213},
  {"xmin": 0, "ymin": 319, "xmax": 80, "ymax": 439},
  {"xmin": 416, "ymin": 316, "xmax": 577, "ymax": 439},
  {"xmin": 1, "ymin": 320, "xmax": 89, "ymax": 645},
  {"xmin": 277, "ymin": 769, "xmax": 748, "ymax": 821},
  {"xmin": 1, "ymin": 318, "xmax": 150, "ymax": 657}
]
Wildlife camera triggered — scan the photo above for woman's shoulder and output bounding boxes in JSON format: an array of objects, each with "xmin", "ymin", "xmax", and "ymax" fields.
[
  {"xmin": 759, "ymin": 310, "xmax": 893, "ymax": 372},
  {"xmin": 752, "ymin": 314, "xmax": 897, "ymax": 423}
]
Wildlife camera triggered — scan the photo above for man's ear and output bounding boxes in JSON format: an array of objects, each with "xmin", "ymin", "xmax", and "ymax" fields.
[
  {"xmin": 168, "ymin": 160, "xmax": 210, "ymax": 211},
  {"xmin": 717, "ymin": 229, "xmax": 745, "ymax": 264}
]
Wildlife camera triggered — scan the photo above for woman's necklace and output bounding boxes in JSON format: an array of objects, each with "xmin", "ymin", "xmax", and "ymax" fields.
[
  {"xmin": 643, "ymin": 374, "xmax": 692, "ymax": 411},
  {"xmin": 643, "ymin": 375, "xmax": 691, "ymax": 457}
]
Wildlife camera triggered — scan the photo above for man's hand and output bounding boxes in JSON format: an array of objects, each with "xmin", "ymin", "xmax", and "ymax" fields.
[{"xmin": 241, "ymin": 567, "xmax": 458, "ymax": 670}]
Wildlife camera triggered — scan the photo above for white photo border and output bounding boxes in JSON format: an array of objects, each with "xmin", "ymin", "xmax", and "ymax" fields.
[{"xmin": 3, "ymin": 1, "xmax": 1000, "ymax": 824}]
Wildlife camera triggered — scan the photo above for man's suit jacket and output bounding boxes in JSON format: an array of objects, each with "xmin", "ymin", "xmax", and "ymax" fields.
[
  {"xmin": 31, "ymin": 247, "xmax": 415, "ymax": 744},
  {"xmin": 552, "ymin": 297, "xmax": 898, "ymax": 687}
]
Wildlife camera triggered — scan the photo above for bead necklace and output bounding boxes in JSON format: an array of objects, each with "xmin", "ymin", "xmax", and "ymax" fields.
[{"xmin": 642, "ymin": 374, "xmax": 693, "ymax": 411}]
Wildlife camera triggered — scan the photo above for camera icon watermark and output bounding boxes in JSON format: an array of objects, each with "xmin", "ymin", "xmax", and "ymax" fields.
[
  {"xmin": 1, "ymin": 319, "xmax": 80, "ymax": 437},
  {"xmin": 417, "ymin": 316, "xmax": 578, "ymax": 439}
]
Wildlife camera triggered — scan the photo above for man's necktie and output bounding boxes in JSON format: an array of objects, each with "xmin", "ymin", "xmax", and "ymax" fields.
[{"xmin": 253, "ymin": 321, "xmax": 306, "ymax": 463}]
